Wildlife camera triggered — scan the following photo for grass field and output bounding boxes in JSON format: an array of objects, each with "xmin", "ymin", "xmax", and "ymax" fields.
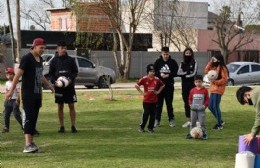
[{"xmin": 0, "ymin": 86, "xmax": 257, "ymax": 168}]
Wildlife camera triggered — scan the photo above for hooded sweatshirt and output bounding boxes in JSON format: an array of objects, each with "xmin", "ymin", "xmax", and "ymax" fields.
[
  {"xmin": 154, "ymin": 55, "xmax": 179, "ymax": 85},
  {"xmin": 250, "ymin": 88, "xmax": 260, "ymax": 137},
  {"xmin": 49, "ymin": 52, "xmax": 78, "ymax": 86}
]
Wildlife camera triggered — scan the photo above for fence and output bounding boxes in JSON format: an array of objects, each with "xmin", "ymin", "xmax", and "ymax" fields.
[{"xmin": 5, "ymin": 48, "xmax": 211, "ymax": 78}]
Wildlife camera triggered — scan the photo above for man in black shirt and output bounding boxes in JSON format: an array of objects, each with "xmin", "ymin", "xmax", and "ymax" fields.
[
  {"xmin": 154, "ymin": 47, "xmax": 179, "ymax": 128},
  {"xmin": 49, "ymin": 41, "xmax": 78, "ymax": 133},
  {"xmin": 6, "ymin": 38, "xmax": 54, "ymax": 153}
]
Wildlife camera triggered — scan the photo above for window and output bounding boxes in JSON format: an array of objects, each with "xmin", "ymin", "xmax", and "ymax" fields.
[
  {"xmin": 252, "ymin": 64, "xmax": 260, "ymax": 72},
  {"xmin": 238, "ymin": 65, "xmax": 249, "ymax": 74},
  {"xmin": 78, "ymin": 58, "xmax": 93, "ymax": 68}
]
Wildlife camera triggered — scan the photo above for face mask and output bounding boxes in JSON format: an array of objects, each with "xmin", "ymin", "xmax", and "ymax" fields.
[
  {"xmin": 248, "ymin": 98, "xmax": 253, "ymax": 105},
  {"xmin": 184, "ymin": 56, "xmax": 192, "ymax": 63},
  {"xmin": 212, "ymin": 62, "xmax": 220, "ymax": 67}
]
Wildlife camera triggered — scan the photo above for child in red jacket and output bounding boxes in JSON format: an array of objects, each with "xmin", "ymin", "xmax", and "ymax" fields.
[{"xmin": 186, "ymin": 75, "xmax": 209, "ymax": 140}]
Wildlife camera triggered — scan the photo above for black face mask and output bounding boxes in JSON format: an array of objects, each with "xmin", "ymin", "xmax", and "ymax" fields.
[
  {"xmin": 248, "ymin": 98, "xmax": 253, "ymax": 105},
  {"xmin": 212, "ymin": 62, "xmax": 220, "ymax": 67},
  {"xmin": 184, "ymin": 56, "xmax": 192, "ymax": 63}
]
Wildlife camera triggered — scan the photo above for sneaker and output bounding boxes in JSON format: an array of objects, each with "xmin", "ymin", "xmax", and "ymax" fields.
[
  {"xmin": 58, "ymin": 126, "xmax": 65, "ymax": 133},
  {"xmin": 182, "ymin": 121, "xmax": 191, "ymax": 128},
  {"xmin": 23, "ymin": 143, "xmax": 38, "ymax": 153},
  {"xmin": 202, "ymin": 133, "xmax": 208, "ymax": 140},
  {"xmin": 212, "ymin": 124, "xmax": 223, "ymax": 130},
  {"xmin": 33, "ymin": 129, "xmax": 40, "ymax": 137},
  {"xmin": 186, "ymin": 133, "xmax": 192, "ymax": 139},
  {"xmin": 169, "ymin": 120, "xmax": 176, "ymax": 127},
  {"xmin": 148, "ymin": 129, "xmax": 154, "ymax": 133},
  {"xmin": 2, "ymin": 128, "xmax": 9, "ymax": 133},
  {"xmin": 196, "ymin": 121, "xmax": 201, "ymax": 127},
  {"xmin": 31, "ymin": 142, "xmax": 39, "ymax": 151},
  {"xmin": 221, "ymin": 120, "xmax": 225, "ymax": 126},
  {"xmin": 138, "ymin": 127, "xmax": 145, "ymax": 133},
  {"xmin": 71, "ymin": 126, "xmax": 77, "ymax": 133},
  {"xmin": 154, "ymin": 120, "xmax": 160, "ymax": 128}
]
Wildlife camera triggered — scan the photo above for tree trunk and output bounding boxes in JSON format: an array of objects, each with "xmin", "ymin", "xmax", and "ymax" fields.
[
  {"xmin": 6, "ymin": 0, "xmax": 16, "ymax": 63},
  {"xmin": 16, "ymin": 0, "xmax": 21, "ymax": 63}
]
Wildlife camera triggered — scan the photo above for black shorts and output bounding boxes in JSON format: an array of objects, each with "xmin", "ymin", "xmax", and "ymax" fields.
[{"xmin": 55, "ymin": 86, "xmax": 77, "ymax": 104}]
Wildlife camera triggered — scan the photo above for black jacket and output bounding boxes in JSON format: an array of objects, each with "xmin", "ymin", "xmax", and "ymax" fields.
[
  {"xmin": 177, "ymin": 61, "xmax": 198, "ymax": 84},
  {"xmin": 154, "ymin": 55, "xmax": 179, "ymax": 85},
  {"xmin": 49, "ymin": 52, "xmax": 78, "ymax": 86}
]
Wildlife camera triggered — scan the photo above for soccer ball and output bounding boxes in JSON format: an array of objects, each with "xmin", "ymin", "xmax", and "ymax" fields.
[
  {"xmin": 190, "ymin": 127, "xmax": 203, "ymax": 139},
  {"xmin": 207, "ymin": 70, "xmax": 218, "ymax": 82},
  {"xmin": 56, "ymin": 76, "xmax": 69, "ymax": 88}
]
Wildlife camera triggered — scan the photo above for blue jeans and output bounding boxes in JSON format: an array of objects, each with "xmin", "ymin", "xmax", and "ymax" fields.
[{"xmin": 208, "ymin": 93, "xmax": 222, "ymax": 125}]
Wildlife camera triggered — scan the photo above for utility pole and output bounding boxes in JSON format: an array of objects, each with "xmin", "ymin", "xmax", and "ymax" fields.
[{"xmin": 16, "ymin": 0, "xmax": 21, "ymax": 63}]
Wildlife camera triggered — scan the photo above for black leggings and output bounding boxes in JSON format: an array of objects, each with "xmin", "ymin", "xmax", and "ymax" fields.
[
  {"xmin": 182, "ymin": 83, "xmax": 195, "ymax": 118},
  {"xmin": 4, "ymin": 99, "xmax": 22, "ymax": 129},
  {"xmin": 22, "ymin": 97, "xmax": 42, "ymax": 135}
]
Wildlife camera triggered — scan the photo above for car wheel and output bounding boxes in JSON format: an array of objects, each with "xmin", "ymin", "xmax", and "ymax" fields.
[
  {"xmin": 85, "ymin": 85, "xmax": 94, "ymax": 89},
  {"xmin": 98, "ymin": 76, "xmax": 110, "ymax": 88},
  {"xmin": 227, "ymin": 79, "xmax": 234, "ymax": 86}
]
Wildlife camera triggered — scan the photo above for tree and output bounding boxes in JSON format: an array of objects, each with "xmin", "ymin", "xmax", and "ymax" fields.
[
  {"xmin": 73, "ymin": 0, "xmax": 147, "ymax": 80},
  {"xmin": 6, "ymin": 0, "xmax": 16, "ymax": 63},
  {"xmin": 212, "ymin": 5, "xmax": 253, "ymax": 63},
  {"xmin": 20, "ymin": 0, "xmax": 70, "ymax": 30},
  {"xmin": 16, "ymin": 0, "xmax": 21, "ymax": 63}
]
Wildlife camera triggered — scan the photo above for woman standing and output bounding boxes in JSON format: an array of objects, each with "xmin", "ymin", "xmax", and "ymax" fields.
[
  {"xmin": 205, "ymin": 54, "xmax": 229, "ymax": 130},
  {"xmin": 177, "ymin": 48, "xmax": 198, "ymax": 128}
]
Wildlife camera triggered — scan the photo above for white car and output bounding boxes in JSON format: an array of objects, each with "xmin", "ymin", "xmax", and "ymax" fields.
[
  {"xmin": 203, "ymin": 62, "xmax": 260, "ymax": 86},
  {"xmin": 42, "ymin": 54, "xmax": 116, "ymax": 88}
]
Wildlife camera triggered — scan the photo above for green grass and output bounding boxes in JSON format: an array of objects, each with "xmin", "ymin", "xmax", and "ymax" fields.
[{"xmin": 0, "ymin": 87, "xmax": 257, "ymax": 168}]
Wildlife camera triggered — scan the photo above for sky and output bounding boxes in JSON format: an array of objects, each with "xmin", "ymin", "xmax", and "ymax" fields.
[{"xmin": 0, "ymin": 0, "xmax": 223, "ymax": 32}]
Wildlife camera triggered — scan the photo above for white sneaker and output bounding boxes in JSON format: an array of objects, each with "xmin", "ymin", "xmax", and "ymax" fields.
[
  {"xmin": 182, "ymin": 121, "xmax": 191, "ymax": 128},
  {"xmin": 196, "ymin": 121, "xmax": 201, "ymax": 127},
  {"xmin": 169, "ymin": 120, "xmax": 176, "ymax": 127},
  {"xmin": 154, "ymin": 120, "xmax": 160, "ymax": 128}
]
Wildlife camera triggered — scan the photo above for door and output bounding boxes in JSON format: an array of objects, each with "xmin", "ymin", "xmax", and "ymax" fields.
[
  {"xmin": 250, "ymin": 64, "xmax": 260, "ymax": 84},
  {"xmin": 76, "ymin": 58, "xmax": 97, "ymax": 85},
  {"xmin": 236, "ymin": 65, "xmax": 250, "ymax": 85}
]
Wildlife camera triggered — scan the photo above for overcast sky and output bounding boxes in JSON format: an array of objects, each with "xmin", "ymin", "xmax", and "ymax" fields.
[{"xmin": 0, "ymin": 0, "xmax": 216, "ymax": 31}]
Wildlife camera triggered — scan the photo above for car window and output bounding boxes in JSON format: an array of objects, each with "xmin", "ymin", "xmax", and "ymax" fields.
[
  {"xmin": 237, "ymin": 65, "xmax": 249, "ymax": 74},
  {"xmin": 227, "ymin": 64, "xmax": 240, "ymax": 73},
  {"xmin": 78, "ymin": 58, "xmax": 93, "ymax": 68},
  {"xmin": 251, "ymin": 64, "xmax": 260, "ymax": 72}
]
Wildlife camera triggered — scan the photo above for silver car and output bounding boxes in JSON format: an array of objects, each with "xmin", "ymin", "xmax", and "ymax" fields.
[
  {"xmin": 42, "ymin": 54, "xmax": 116, "ymax": 88},
  {"xmin": 227, "ymin": 62, "xmax": 260, "ymax": 86},
  {"xmin": 203, "ymin": 62, "xmax": 260, "ymax": 86}
]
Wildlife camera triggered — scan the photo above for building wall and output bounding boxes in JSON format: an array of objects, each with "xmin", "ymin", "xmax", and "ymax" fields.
[{"xmin": 49, "ymin": 9, "xmax": 76, "ymax": 31}]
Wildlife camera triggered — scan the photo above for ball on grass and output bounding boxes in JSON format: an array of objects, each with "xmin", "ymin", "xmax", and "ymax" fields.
[{"xmin": 190, "ymin": 127, "xmax": 203, "ymax": 139}]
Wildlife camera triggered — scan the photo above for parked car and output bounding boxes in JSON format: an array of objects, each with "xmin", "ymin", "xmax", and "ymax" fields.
[
  {"xmin": 42, "ymin": 54, "xmax": 116, "ymax": 88},
  {"xmin": 203, "ymin": 62, "xmax": 260, "ymax": 86}
]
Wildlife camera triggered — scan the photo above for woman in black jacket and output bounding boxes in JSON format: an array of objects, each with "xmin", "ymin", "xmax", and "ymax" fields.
[{"xmin": 177, "ymin": 48, "xmax": 198, "ymax": 128}]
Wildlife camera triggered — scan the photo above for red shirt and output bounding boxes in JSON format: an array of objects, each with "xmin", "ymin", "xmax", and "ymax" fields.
[
  {"xmin": 136, "ymin": 76, "xmax": 164, "ymax": 103},
  {"xmin": 188, "ymin": 87, "xmax": 209, "ymax": 107}
]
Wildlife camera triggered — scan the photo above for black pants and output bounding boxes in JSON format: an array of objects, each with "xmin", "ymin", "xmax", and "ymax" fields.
[
  {"xmin": 155, "ymin": 85, "xmax": 174, "ymax": 122},
  {"xmin": 182, "ymin": 83, "xmax": 195, "ymax": 118},
  {"xmin": 23, "ymin": 96, "xmax": 42, "ymax": 135},
  {"xmin": 140, "ymin": 102, "xmax": 156, "ymax": 130},
  {"xmin": 4, "ymin": 99, "xmax": 22, "ymax": 129}
]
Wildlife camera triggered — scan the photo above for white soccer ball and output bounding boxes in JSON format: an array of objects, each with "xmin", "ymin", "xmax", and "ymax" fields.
[
  {"xmin": 56, "ymin": 76, "xmax": 69, "ymax": 88},
  {"xmin": 207, "ymin": 70, "xmax": 218, "ymax": 82},
  {"xmin": 190, "ymin": 127, "xmax": 203, "ymax": 139}
]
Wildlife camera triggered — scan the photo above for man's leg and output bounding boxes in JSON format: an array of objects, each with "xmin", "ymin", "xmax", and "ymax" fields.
[
  {"xmin": 68, "ymin": 103, "xmax": 76, "ymax": 127},
  {"xmin": 155, "ymin": 90, "xmax": 165, "ymax": 123},
  {"xmin": 58, "ymin": 103, "xmax": 64, "ymax": 127},
  {"xmin": 165, "ymin": 85, "xmax": 174, "ymax": 121}
]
